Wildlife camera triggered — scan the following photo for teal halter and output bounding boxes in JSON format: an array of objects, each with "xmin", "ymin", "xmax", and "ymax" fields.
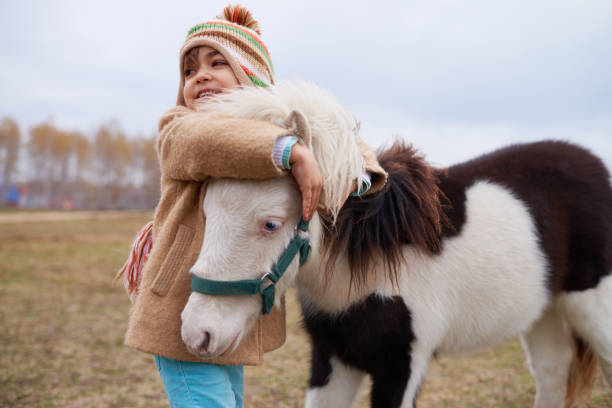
[{"xmin": 190, "ymin": 217, "xmax": 311, "ymax": 314}]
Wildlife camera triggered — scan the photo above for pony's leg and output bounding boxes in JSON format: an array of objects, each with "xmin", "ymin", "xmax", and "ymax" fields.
[
  {"xmin": 401, "ymin": 346, "xmax": 433, "ymax": 408},
  {"xmin": 370, "ymin": 372, "xmax": 410, "ymax": 408},
  {"xmin": 370, "ymin": 343, "xmax": 430, "ymax": 408},
  {"xmin": 560, "ymin": 274, "xmax": 612, "ymax": 386},
  {"xmin": 305, "ymin": 354, "xmax": 366, "ymax": 408},
  {"xmin": 520, "ymin": 305, "xmax": 573, "ymax": 408}
]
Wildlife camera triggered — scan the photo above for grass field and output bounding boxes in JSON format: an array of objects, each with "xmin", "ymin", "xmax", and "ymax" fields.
[{"xmin": 0, "ymin": 211, "xmax": 610, "ymax": 407}]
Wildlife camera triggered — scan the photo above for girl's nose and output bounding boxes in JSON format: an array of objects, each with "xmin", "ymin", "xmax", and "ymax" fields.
[{"xmin": 196, "ymin": 70, "xmax": 212, "ymax": 83}]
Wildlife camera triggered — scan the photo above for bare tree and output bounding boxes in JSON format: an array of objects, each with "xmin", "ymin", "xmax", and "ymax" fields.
[
  {"xmin": 49, "ymin": 128, "xmax": 73, "ymax": 206},
  {"xmin": 0, "ymin": 118, "xmax": 20, "ymax": 196},
  {"xmin": 126, "ymin": 135, "xmax": 160, "ymax": 208},
  {"xmin": 94, "ymin": 122, "xmax": 132, "ymax": 208},
  {"xmin": 72, "ymin": 131, "xmax": 90, "ymax": 183},
  {"xmin": 140, "ymin": 135, "xmax": 160, "ymax": 208},
  {"xmin": 28, "ymin": 122, "xmax": 56, "ymax": 206}
]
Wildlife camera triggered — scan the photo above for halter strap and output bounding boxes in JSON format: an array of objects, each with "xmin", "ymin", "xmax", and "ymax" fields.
[{"xmin": 190, "ymin": 217, "xmax": 311, "ymax": 314}]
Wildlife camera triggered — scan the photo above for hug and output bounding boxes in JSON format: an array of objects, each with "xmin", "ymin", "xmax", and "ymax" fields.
[{"xmin": 119, "ymin": 5, "xmax": 612, "ymax": 408}]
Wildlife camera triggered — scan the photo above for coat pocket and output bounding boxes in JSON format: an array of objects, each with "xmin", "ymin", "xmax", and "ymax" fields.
[{"xmin": 150, "ymin": 223, "xmax": 194, "ymax": 297}]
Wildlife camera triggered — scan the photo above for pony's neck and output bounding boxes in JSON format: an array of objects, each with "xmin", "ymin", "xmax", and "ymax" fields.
[
  {"xmin": 295, "ymin": 143, "xmax": 448, "ymax": 314},
  {"xmin": 297, "ymin": 214, "xmax": 389, "ymax": 314}
]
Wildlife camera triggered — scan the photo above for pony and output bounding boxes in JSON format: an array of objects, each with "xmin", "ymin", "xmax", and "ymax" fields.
[{"xmin": 180, "ymin": 82, "xmax": 612, "ymax": 408}]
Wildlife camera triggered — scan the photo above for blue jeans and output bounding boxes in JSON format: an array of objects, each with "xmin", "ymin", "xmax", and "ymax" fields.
[{"xmin": 154, "ymin": 355, "xmax": 244, "ymax": 408}]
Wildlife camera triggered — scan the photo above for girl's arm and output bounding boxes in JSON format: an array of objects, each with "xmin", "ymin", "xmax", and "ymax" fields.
[
  {"xmin": 277, "ymin": 136, "xmax": 388, "ymax": 218},
  {"xmin": 157, "ymin": 106, "xmax": 322, "ymax": 219},
  {"xmin": 157, "ymin": 106, "xmax": 290, "ymax": 180}
]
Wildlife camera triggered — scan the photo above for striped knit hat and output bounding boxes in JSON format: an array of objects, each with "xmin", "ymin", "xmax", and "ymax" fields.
[{"xmin": 176, "ymin": 5, "xmax": 274, "ymax": 106}]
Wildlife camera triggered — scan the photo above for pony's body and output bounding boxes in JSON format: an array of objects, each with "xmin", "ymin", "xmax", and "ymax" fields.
[
  {"xmin": 180, "ymin": 82, "xmax": 612, "ymax": 407},
  {"xmin": 301, "ymin": 141, "xmax": 612, "ymax": 407}
]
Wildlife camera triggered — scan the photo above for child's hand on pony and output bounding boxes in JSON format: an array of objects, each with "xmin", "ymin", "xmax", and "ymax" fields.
[
  {"xmin": 289, "ymin": 143, "xmax": 322, "ymax": 221},
  {"xmin": 290, "ymin": 143, "xmax": 358, "ymax": 221}
]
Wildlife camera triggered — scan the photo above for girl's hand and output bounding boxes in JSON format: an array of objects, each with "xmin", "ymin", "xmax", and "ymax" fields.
[{"xmin": 289, "ymin": 143, "xmax": 322, "ymax": 220}]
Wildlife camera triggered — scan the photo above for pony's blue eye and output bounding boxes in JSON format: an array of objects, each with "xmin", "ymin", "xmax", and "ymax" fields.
[{"xmin": 264, "ymin": 220, "xmax": 282, "ymax": 232}]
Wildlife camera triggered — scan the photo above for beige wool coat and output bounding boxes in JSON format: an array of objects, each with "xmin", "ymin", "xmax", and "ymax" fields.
[{"xmin": 125, "ymin": 105, "xmax": 388, "ymax": 365}]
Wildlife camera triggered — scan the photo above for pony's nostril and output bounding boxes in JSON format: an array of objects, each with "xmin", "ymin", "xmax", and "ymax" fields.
[{"xmin": 199, "ymin": 331, "xmax": 211, "ymax": 353}]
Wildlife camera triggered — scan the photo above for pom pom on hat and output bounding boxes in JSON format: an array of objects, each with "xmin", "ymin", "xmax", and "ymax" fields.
[{"xmin": 218, "ymin": 4, "xmax": 261, "ymax": 35}]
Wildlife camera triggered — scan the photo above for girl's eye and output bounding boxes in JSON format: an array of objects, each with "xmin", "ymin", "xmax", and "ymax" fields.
[
  {"xmin": 263, "ymin": 220, "xmax": 282, "ymax": 233},
  {"xmin": 212, "ymin": 60, "xmax": 228, "ymax": 67},
  {"xmin": 185, "ymin": 68, "xmax": 196, "ymax": 77}
]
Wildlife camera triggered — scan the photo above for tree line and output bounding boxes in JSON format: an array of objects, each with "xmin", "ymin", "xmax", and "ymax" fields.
[{"xmin": 0, "ymin": 117, "xmax": 160, "ymax": 210}]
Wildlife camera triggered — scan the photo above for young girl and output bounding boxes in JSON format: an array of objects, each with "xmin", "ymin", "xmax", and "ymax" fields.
[{"xmin": 120, "ymin": 5, "xmax": 387, "ymax": 407}]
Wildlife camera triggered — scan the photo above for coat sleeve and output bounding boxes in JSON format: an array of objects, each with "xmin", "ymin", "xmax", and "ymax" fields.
[
  {"xmin": 357, "ymin": 138, "xmax": 388, "ymax": 195},
  {"xmin": 157, "ymin": 106, "xmax": 291, "ymax": 181}
]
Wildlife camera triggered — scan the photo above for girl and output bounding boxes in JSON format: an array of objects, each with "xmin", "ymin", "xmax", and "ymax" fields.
[{"xmin": 119, "ymin": 5, "xmax": 387, "ymax": 407}]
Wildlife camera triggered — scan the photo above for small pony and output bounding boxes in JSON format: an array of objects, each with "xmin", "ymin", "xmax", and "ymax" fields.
[{"xmin": 180, "ymin": 82, "xmax": 612, "ymax": 408}]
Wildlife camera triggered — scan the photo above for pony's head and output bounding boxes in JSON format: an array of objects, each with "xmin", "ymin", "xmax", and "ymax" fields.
[
  {"xmin": 181, "ymin": 82, "xmax": 362, "ymax": 358},
  {"xmin": 181, "ymin": 177, "xmax": 316, "ymax": 358}
]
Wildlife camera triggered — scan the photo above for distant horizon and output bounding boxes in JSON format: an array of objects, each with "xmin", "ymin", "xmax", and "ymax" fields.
[{"xmin": 5, "ymin": 114, "xmax": 611, "ymax": 172}]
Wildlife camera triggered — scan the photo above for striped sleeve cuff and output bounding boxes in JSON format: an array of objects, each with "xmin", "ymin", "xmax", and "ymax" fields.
[
  {"xmin": 274, "ymin": 136, "xmax": 299, "ymax": 170},
  {"xmin": 351, "ymin": 172, "xmax": 372, "ymax": 197}
]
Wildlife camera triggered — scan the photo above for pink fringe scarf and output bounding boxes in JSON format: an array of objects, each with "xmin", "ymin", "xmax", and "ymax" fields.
[{"xmin": 116, "ymin": 221, "xmax": 153, "ymax": 303}]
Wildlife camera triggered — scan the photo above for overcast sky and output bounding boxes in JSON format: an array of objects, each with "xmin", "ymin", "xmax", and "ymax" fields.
[{"xmin": 1, "ymin": 0, "xmax": 611, "ymax": 168}]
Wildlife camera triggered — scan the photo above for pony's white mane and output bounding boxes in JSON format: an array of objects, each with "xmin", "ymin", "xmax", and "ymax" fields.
[{"xmin": 196, "ymin": 81, "xmax": 365, "ymax": 219}]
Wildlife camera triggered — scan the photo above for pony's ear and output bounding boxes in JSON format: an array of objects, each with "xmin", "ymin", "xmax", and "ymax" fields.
[{"xmin": 285, "ymin": 110, "xmax": 312, "ymax": 150}]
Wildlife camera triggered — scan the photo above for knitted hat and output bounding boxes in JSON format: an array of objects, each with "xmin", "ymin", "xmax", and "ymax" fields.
[{"xmin": 176, "ymin": 5, "xmax": 275, "ymax": 106}]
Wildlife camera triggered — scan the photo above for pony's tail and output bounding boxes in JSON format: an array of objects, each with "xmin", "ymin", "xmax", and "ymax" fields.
[
  {"xmin": 115, "ymin": 221, "xmax": 154, "ymax": 303},
  {"xmin": 565, "ymin": 333, "xmax": 598, "ymax": 407}
]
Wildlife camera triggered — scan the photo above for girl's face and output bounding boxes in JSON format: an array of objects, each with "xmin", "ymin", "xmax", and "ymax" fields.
[{"xmin": 183, "ymin": 46, "xmax": 239, "ymax": 109}]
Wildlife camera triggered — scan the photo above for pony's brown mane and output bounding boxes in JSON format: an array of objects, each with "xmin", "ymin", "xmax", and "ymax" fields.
[{"xmin": 323, "ymin": 141, "xmax": 450, "ymax": 289}]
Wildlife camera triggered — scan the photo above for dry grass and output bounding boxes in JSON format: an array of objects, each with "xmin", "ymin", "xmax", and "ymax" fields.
[{"xmin": 0, "ymin": 211, "xmax": 610, "ymax": 407}]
